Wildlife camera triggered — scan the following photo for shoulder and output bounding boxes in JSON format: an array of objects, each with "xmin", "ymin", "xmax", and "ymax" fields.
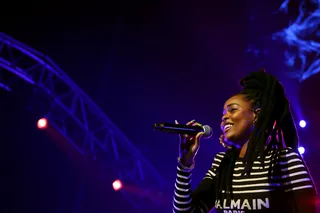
[
  {"xmin": 212, "ymin": 151, "xmax": 226, "ymax": 165},
  {"xmin": 208, "ymin": 151, "xmax": 226, "ymax": 170},
  {"xmin": 214, "ymin": 151, "xmax": 226, "ymax": 160},
  {"xmin": 278, "ymin": 147, "xmax": 299, "ymax": 154},
  {"xmin": 211, "ymin": 152, "xmax": 226, "ymax": 169},
  {"xmin": 276, "ymin": 147, "xmax": 301, "ymax": 161},
  {"xmin": 274, "ymin": 147, "xmax": 310, "ymax": 176},
  {"xmin": 275, "ymin": 148, "xmax": 315, "ymax": 193},
  {"xmin": 274, "ymin": 147, "xmax": 304, "ymax": 168},
  {"xmin": 204, "ymin": 152, "xmax": 226, "ymax": 179}
]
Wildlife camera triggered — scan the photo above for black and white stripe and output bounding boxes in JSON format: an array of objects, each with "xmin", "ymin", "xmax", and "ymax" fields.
[
  {"xmin": 278, "ymin": 148, "xmax": 314, "ymax": 192},
  {"xmin": 173, "ymin": 148, "xmax": 315, "ymax": 213}
]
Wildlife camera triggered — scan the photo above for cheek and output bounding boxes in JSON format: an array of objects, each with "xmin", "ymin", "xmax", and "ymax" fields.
[
  {"xmin": 225, "ymin": 120, "xmax": 253, "ymax": 142},
  {"xmin": 232, "ymin": 112, "xmax": 254, "ymax": 130},
  {"xmin": 232, "ymin": 111, "xmax": 254, "ymax": 124},
  {"xmin": 238, "ymin": 119, "xmax": 254, "ymax": 133}
]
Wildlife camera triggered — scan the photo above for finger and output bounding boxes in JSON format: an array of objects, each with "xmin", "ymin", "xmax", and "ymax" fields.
[
  {"xmin": 175, "ymin": 120, "xmax": 179, "ymax": 124},
  {"xmin": 180, "ymin": 134, "xmax": 190, "ymax": 144},
  {"xmin": 186, "ymin": 119, "xmax": 196, "ymax": 126},
  {"xmin": 192, "ymin": 122, "xmax": 202, "ymax": 127},
  {"xmin": 182, "ymin": 134, "xmax": 189, "ymax": 138}
]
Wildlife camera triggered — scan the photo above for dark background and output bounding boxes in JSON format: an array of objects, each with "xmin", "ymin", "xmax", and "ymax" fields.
[{"xmin": 1, "ymin": 0, "xmax": 319, "ymax": 212}]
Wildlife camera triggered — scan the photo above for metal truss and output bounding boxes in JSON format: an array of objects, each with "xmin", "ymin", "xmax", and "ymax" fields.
[{"xmin": 0, "ymin": 32, "xmax": 166, "ymax": 210}]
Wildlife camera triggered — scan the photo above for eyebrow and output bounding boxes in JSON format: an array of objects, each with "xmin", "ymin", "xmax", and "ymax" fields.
[
  {"xmin": 226, "ymin": 103, "xmax": 240, "ymax": 108},
  {"xmin": 223, "ymin": 103, "xmax": 240, "ymax": 114}
]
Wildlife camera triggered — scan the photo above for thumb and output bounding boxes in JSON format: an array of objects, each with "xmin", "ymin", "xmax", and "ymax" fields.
[{"xmin": 194, "ymin": 132, "xmax": 204, "ymax": 147}]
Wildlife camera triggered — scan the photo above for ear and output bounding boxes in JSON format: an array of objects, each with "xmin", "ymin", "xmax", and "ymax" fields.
[{"xmin": 253, "ymin": 108, "xmax": 261, "ymax": 122}]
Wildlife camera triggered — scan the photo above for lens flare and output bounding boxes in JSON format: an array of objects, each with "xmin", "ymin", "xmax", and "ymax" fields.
[
  {"xmin": 298, "ymin": 146, "xmax": 305, "ymax": 155},
  {"xmin": 37, "ymin": 118, "xmax": 48, "ymax": 129},
  {"xmin": 299, "ymin": 120, "xmax": 306, "ymax": 128},
  {"xmin": 112, "ymin": 179, "xmax": 123, "ymax": 191}
]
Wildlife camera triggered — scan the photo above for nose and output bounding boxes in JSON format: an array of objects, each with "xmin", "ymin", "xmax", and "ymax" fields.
[{"xmin": 221, "ymin": 113, "xmax": 229, "ymax": 122}]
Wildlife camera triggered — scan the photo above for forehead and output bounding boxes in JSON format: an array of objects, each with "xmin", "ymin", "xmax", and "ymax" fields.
[{"xmin": 223, "ymin": 94, "xmax": 251, "ymax": 109}]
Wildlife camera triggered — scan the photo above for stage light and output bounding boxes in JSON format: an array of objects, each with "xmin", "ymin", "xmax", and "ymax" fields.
[
  {"xmin": 299, "ymin": 120, "xmax": 306, "ymax": 128},
  {"xmin": 112, "ymin": 179, "xmax": 123, "ymax": 191},
  {"xmin": 37, "ymin": 118, "xmax": 48, "ymax": 129},
  {"xmin": 298, "ymin": 146, "xmax": 305, "ymax": 155}
]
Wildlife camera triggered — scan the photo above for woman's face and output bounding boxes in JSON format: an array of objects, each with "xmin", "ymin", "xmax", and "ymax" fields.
[{"xmin": 220, "ymin": 94, "xmax": 257, "ymax": 147}]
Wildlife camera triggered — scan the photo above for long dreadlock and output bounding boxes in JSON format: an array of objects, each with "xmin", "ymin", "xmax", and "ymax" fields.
[
  {"xmin": 239, "ymin": 69, "xmax": 299, "ymax": 173},
  {"xmin": 215, "ymin": 69, "xmax": 299, "ymax": 200}
]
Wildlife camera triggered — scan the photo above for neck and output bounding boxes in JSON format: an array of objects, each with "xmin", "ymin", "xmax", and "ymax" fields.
[
  {"xmin": 239, "ymin": 141, "xmax": 248, "ymax": 158},
  {"xmin": 239, "ymin": 141, "xmax": 269, "ymax": 158}
]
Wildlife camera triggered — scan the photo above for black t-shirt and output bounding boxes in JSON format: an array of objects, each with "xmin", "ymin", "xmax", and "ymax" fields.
[{"xmin": 173, "ymin": 148, "xmax": 316, "ymax": 213}]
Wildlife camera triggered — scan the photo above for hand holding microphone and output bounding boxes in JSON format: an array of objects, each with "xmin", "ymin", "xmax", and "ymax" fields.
[
  {"xmin": 153, "ymin": 120, "xmax": 212, "ymax": 167},
  {"xmin": 177, "ymin": 119, "xmax": 204, "ymax": 166}
]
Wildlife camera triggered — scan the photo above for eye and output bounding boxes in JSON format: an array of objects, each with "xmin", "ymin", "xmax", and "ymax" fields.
[{"xmin": 230, "ymin": 108, "xmax": 237, "ymax": 112}]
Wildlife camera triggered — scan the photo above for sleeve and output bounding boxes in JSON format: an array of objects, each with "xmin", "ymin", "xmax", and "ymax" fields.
[
  {"xmin": 278, "ymin": 148, "xmax": 317, "ymax": 213},
  {"xmin": 172, "ymin": 152, "xmax": 224, "ymax": 213}
]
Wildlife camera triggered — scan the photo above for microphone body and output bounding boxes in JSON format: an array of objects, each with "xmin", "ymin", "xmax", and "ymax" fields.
[{"xmin": 153, "ymin": 123, "xmax": 212, "ymax": 139}]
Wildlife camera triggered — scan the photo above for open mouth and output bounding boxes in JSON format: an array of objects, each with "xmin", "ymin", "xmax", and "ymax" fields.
[{"xmin": 224, "ymin": 124, "xmax": 233, "ymax": 132}]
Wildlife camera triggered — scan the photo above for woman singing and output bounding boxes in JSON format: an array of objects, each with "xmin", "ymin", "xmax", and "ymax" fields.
[{"xmin": 173, "ymin": 70, "xmax": 317, "ymax": 213}]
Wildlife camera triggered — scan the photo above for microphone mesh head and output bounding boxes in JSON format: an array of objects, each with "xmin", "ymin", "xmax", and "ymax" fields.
[{"xmin": 202, "ymin": 125, "xmax": 213, "ymax": 139}]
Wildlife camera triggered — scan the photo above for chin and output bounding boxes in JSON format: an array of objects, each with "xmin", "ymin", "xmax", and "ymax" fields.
[
  {"xmin": 224, "ymin": 131, "xmax": 235, "ymax": 142},
  {"xmin": 224, "ymin": 133, "xmax": 242, "ymax": 147}
]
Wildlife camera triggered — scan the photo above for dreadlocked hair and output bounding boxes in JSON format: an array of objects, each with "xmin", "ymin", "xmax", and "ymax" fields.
[
  {"xmin": 215, "ymin": 69, "xmax": 299, "ymax": 200},
  {"xmin": 239, "ymin": 69, "xmax": 298, "ymax": 174}
]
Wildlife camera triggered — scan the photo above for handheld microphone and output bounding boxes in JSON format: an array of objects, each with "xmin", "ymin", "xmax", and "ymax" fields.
[{"xmin": 153, "ymin": 123, "xmax": 213, "ymax": 139}]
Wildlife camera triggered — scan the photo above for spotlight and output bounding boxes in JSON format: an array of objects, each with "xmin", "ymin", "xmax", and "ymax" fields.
[
  {"xmin": 37, "ymin": 118, "xmax": 48, "ymax": 129},
  {"xmin": 112, "ymin": 179, "xmax": 123, "ymax": 191},
  {"xmin": 299, "ymin": 120, "xmax": 306, "ymax": 128},
  {"xmin": 298, "ymin": 146, "xmax": 305, "ymax": 155}
]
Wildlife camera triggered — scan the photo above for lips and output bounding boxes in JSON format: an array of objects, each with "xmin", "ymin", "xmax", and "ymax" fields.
[{"xmin": 223, "ymin": 123, "xmax": 234, "ymax": 132}]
